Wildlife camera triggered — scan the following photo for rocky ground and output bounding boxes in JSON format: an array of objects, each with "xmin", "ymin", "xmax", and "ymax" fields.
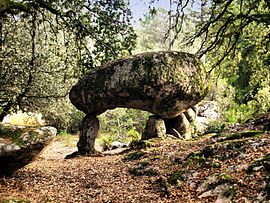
[{"xmin": 0, "ymin": 129, "xmax": 269, "ymax": 202}]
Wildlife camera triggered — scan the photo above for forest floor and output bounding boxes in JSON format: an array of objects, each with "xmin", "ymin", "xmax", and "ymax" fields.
[{"xmin": 0, "ymin": 129, "xmax": 269, "ymax": 202}]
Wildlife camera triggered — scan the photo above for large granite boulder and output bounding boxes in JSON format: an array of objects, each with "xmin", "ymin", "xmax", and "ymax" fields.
[
  {"xmin": 70, "ymin": 51, "xmax": 209, "ymax": 119},
  {"xmin": 69, "ymin": 51, "xmax": 209, "ymax": 154},
  {"xmin": 0, "ymin": 124, "xmax": 57, "ymax": 176}
]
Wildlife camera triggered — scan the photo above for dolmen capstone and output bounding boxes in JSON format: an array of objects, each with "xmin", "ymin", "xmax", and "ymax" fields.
[
  {"xmin": 69, "ymin": 51, "xmax": 209, "ymax": 154},
  {"xmin": 0, "ymin": 124, "xmax": 57, "ymax": 176}
]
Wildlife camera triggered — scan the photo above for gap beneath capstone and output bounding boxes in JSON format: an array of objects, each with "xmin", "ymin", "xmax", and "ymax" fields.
[{"xmin": 65, "ymin": 106, "xmax": 198, "ymax": 158}]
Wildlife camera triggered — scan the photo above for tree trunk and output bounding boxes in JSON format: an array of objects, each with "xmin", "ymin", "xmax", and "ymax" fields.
[
  {"xmin": 17, "ymin": 11, "xmax": 37, "ymax": 109},
  {"xmin": 77, "ymin": 114, "xmax": 99, "ymax": 154},
  {"xmin": 0, "ymin": 102, "xmax": 13, "ymax": 122},
  {"xmin": 0, "ymin": 17, "xmax": 9, "ymax": 122}
]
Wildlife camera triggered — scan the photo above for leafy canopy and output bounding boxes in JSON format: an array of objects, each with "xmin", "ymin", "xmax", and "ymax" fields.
[{"xmin": 0, "ymin": 0, "xmax": 137, "ymax": 125}]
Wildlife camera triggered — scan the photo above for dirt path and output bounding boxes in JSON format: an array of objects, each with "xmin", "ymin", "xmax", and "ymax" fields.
[
  {"xmin": 1, "ymin": 132, "xmax": 269, "ymax": 202},
  {"xmin": 0, "ymin": 138, "xmax": 165, "ymax": 202}
]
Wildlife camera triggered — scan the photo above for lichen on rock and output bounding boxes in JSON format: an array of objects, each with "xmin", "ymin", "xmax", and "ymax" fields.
[
  {"xmin": 69, "ymin": 51, "xmax": 209, "ymax": 153},
  {"xmin": 0, "ymin": 123, "xmax": 57, "ymax": 176},
  {"xmin": 69, "ymin": 51, "xmax": 209, "ymax": 119}
]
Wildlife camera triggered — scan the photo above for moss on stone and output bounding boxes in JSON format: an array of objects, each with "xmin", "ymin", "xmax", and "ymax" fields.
[
  {"xmin": 136, "ymin": 160, "xmax": 150, "ymax": 167},
  {"xmin": 247, "ymin": 153, "xmax": 270, "ymax": 173},
  {"xmin": 225, "ymin": 131, "xmax": 263, "ymax": 141},
  {"xmin": 151, "ymin": 155, "xmax": 160, "ymax": 161},
  {"xmin": 168, "ymin": 170, "xmax": 185, "ymax": 185},
  {"xmin": 70, "ymin": 51, "xmax": 209, "ymax": 119},
  {"xmin": 0, "ymin": 124, "xmax": 39, "ymax": 145},
  {"xmin": 129, "ymin": 166, "xmax": 157, "ymax": 176},
  {"xmin": 122, "ymin": 150, "xmax": 147, "ymax": 161},
  {"xmin": 0, "ymin": 124, "xmax": 54, "ymax": 146},
  {"xmin": 129, "ymin": 160, "xmax": 157, "ymax": 176}
]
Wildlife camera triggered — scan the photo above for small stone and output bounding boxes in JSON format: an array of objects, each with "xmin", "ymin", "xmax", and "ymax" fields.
[
  {"xmin": 3, "ymin": 144, "xmax": 14, "ymax": 153},
  {"xmin": 197, "ymin": 176, "xmax": 217, "ymax": 192},
  {"xmin": 198, "ymin": 184, "xmax": 231, "ymax": 200},
  {"xmin": 238, "ymin": 154, "xmax": 249, "ymax": 159},
  {"xmin": 253, "ymin": 166, "xmax": 264, "ymax": 172}
]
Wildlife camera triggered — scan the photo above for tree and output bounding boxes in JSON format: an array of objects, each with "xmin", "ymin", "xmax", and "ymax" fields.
[
  {"xmin": 157, "ymin": 0, "xmax": 270, "ymax": 118},
  {"xmin": 168, "ymin": 0, "xmax": 270, "ymax": 70},
  {"xmin": 135, "ymin": 8, "xmax": 170, "ymax": 52},
  {"xmin": 0, "ymin": 0, "xmax": 136, "ymax": 123}
]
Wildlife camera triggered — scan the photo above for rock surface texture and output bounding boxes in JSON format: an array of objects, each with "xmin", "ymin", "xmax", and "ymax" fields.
[
  {"xmin": 70, "ymin": 51, "xmax": 209, "ymax": 119},
  {"xmin": 141, "ymin": 115, "xmax": 166, "ymax": 140},
  {"xmin": 77, "ymin": 114, "xmax": 99, "ymax": 154},
  {"xmin": 70, "ymin": 51, "xmax": 209, "ymax": 153},
  {"xmin": 165, "ymin": 106, "xmax": 198, "ymax": 139},
  {"xmin": 0, "ymin": 124, "xmax": 57, "ymax": 176}
]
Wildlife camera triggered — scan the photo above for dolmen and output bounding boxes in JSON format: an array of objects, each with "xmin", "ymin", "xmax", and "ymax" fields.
[{"xmin": 69, "ymin": 51, "xmax": 209, "ymax": 154}]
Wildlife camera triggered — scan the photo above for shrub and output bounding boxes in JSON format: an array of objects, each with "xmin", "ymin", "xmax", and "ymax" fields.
[
  {"xmin": 98, "ymin": 108, "xmax": 149, "ymax": 145},
  {"xmin": 204, "ymin": 120, "xmax": 225, "ymax": 134},
  {"xmin": 44, "ymin": 105, "xmax": 84, "ymax": 133},
  {"xmin": 57, "ymin": 130, "xmax": 77, "ymax": 147},
  {"xmin": 99, "ymin": 134, "xmax": 115, "ymax": 150},
  {"xmin": 2, "ymin": 111, "xmax": 45, "ymax": 126}
]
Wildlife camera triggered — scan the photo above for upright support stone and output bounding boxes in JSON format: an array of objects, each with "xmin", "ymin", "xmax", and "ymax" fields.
[
  {"xmin": 141, "ymin": 115, "xmax": 166, "ymax": 140},
  {"xmin": 165, "ymin": 106, "xmax": 197, "ymax": 140},
  {"xmin": 184, "ymin": 106, "xmax": 197, "ymax": 123},
  {"xmin": 77, "ymin": 114, "xmax": 99, "ymax": 154}
]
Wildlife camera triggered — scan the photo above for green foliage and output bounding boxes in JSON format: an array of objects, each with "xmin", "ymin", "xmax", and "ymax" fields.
[
  {"xmin": 134, "ymin": 8, "xmax": 169, "ymax": 52},
  {"xmin": 134, "ymin": 7, "xmax": 199, "ymax": 53},
  {"xmin": 0, "ymin": 0, "xmax": 137, "ymax": 129},
  {"xmin": 208, "ymin": 76, "xmax": 269, "ymax": 124},
  {"xmin": 98, "ymin": 108, "xmax": 149, "ymax": 144},
  {"xmin": 127, "ymin": 128, "xmax": 141, "ymax": 141},
  {"xmin": 3, "ymin": 111, "xmax": 45, "ymax": 126},
  {"xmin": 2, "ymin": 199, "xmax": 30, "ymax": 203},
  {"xmin": 57, "ymin": 130, "xmax": 73, "ymax": 139},
  {"xmin": 57, "ymin": 130, "xmax": 77, "ymax": 147},
  {"xmin": 223, "ymin": 101, "xmax": 266, "ymax": 124},
  {"xmin": 212, "ymin": 162, "xmax": 221, "ymax": 168},
  {"xmin": 224, "ymin": 108, "xmax": 239, "ymax": 124},
  {"xmin": 219, "ymin": 173, "xmax": 230, "ymax": 181},
  {"xmin": 99, "ymin": 134, "xmax": 115, "ymax": 150},
  {"xmin": 44, "ymin": 103, "xmax": 85, "ymax": 133},
  {"xmin": 168, "ymin": 170, "xmax": 185, "ymax": 185},
  {"xmin": 205, "ymin": 2, "xmax": 270, "ymax": 122},
  {"xmin": 204, "ymin": 120, "xmax": 225, "ymax": 134},
  {"xmin": 122, "ymin": 151, "xmax": 147, "ymax": 161},
  {"xmin": 225, "ymin": 131, "xmax": 263, "ymax": 141}
]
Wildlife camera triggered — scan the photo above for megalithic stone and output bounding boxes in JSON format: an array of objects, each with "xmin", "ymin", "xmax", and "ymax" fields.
[
  {"xmin": 77, "ymin": 114, "xmax": 99, "ymax": 154},
  {"xmin": 69, "ymin": 51, "xmax": 209, "ymax": 153},
  {"xmin": 69, "ymin": 51, "xmax": 209, "ymax": 119}
]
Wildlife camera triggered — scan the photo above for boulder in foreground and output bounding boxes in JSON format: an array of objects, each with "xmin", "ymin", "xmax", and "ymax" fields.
[{"xmin": 0, "ymin": 124, "xmax": 57, "ymax": 176}]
